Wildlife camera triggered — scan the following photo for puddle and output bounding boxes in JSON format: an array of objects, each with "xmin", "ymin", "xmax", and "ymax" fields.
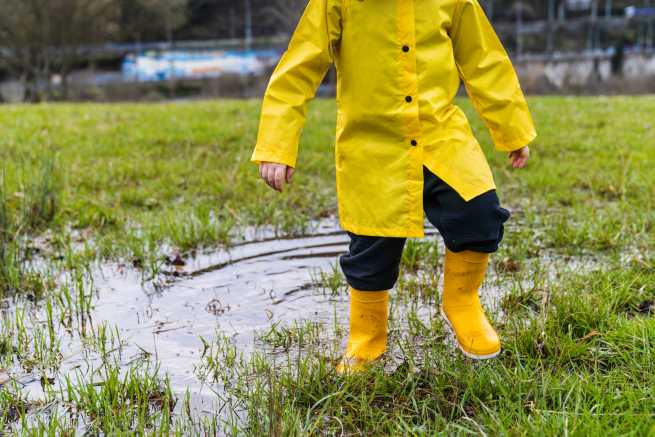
[
  {"xmin": 3, "ymin": 216, "xmax": 607, "ymax": 419},
  {"xmin": 92, "ymin": 219, "xmax": 439, "ymax": 399},
  {"xmin": 2, "ymin": 217, "xmax": 440, "ymax": 414},
  {"xmin": 91, "ymin": 221, "xmax": 352, "ymax": 398}
]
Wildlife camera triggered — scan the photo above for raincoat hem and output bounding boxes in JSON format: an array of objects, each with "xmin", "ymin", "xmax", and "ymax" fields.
[
  {"xmin": 422, "ymin": 160, "xmax": 497, "ymax": 203},
  {"xmin": 457, "ymin": 183, "xmax": 498, "ymax": 203},
  {"xmin": 339, "ymin": 219, "xmax": 425, "ymax": 239}
]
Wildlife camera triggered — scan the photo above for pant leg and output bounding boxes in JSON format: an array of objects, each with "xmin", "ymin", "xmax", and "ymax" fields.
[
  {"xmin": 339, "ymin": 231, "xmax": 406, "ymax": 291},
  {"xmin": 422, "ymin": 166, "xmax": 510, "ymax": 253}
]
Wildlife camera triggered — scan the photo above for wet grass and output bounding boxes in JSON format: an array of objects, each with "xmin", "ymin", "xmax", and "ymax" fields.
[
  {"xmin": 0, "ymin": 101, "xmax": 336, "ymax": 277},
  {"xmin": 0, "ymin": 96, "xmax": 654, "ymax": 434},
  {"xmin": 197, "ymin": 264, "xmax": 655, "ymax": 435},
  {"xmin": 257, "ymin": 320, "xmax": 325, "ymax": 353}
]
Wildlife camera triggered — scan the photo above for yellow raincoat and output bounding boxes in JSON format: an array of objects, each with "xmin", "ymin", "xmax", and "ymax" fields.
[{"xmin": 250, "ymin": 0, "xmax": 537, "ymax": 238}]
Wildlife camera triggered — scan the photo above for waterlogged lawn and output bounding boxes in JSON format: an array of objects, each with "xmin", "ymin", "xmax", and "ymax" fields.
[{"xmin": 0, "ymin": 96, "xmax": 654, "ymax": 434}]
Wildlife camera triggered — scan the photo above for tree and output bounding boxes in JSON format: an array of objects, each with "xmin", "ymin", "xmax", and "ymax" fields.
[
  {"xmin": 180, "ymin": 0, "xmax": 283, "ymax": 41},
  {"xmin": 260, "ymin": 0, "xmax": 307, "ymax": 36},
  {"xmin": 120, "ymin": 0, "xmax": 189, "ymax": 44},
  {"xmin": 0, "ymin": 0, "xmax": 120, "ymax": 100},
  {"xmin": 0, "ymin": 0, "xmax": 189, "ymax": 101}
]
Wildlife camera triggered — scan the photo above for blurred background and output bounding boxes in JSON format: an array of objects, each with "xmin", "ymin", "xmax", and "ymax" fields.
[{"xmin": 0, "ymin": 0, "xmax": 653, "ymax": 103}]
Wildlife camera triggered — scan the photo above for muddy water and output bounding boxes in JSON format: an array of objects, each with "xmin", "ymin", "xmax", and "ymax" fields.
[
  {"xmin": 9, "ymin": 214, "xmax": 606, "ymax": 420},
  {"xmin": 95, "ymin": 219, "xmax": 440, "ymax": 394},
  {"xmin": 91, "ymin": 220, "xmax": 354, "ymax": 398},
  {"xmin": 18, "ymin": 216, "xmax": 598, "ymax": 418},
  {"xmin": 12, "ymin": 218, "xmax": 440, "ymax": 414}
]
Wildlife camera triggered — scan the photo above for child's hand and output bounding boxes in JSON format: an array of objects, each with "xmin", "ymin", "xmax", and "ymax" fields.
[
  {"xmin": 509, "ymin": 146, "xmax": 530, "ymax": 169},
  {"xmin": 259, "ymin": 162, "xmax": 295, "ymax": 192}
]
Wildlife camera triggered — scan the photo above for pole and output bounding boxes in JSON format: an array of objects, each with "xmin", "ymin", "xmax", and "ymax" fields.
[
  {"xmin": 516, "ymin": 1, "xmax": 523, "ymax": 57},
  {"xmin": 558, "ymin": 0, "xmax": 566, "ymax": 22},
  {"xmin": 547, "ymin": 0, "xmax": 556, "ymax": 53},
  {"xmin": 165, "ymin": 9, "xmax": 173, "ymax": 47},
  {"xmin": 588, "ymin": 0, "xmax": 598, "ymax": 51},
  {"xmin": 647, "ymin": 0, "xmax": 654, "ymax": 49},
  {"xmin": 244, "ymin": 0, "xmax": 253, "ymax": 50}
]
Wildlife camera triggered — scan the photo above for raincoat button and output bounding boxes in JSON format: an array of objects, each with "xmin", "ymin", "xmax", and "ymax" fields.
[
  {"xmin": 411, "ymin": 140, "xmax": 418, "ymax": 146},
  {"xmin": 405, "ymin": 96, "xmax": 412, "ymax": 103},
  {"xmin": 402, "ymin": 45, "xmax": 410, "ymax": 52}
]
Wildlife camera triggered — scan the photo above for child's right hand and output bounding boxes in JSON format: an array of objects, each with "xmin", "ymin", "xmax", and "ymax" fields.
[
  {"xmin": 509, "ymin": 146, "xmax": 530, "ymax": 169},
  {"xmin": 259, "ymin": 162, "xmax": 295, "ymax": 192}
]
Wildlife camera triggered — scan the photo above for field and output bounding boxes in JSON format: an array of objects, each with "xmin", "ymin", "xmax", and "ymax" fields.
[{"xmin": 1, "ymin": 96, "xmax": 654, "ymax": 435}]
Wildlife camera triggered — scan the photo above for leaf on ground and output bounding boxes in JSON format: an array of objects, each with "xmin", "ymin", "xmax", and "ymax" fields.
[
  {"xmin": 0, "ymin": 369, "xmax": 10, "ymax": 386},
  {"xmin": 578, "ymin": 330, "xmax": 601, "ymax": 342},
  {"xmin": 496, "ymin": 257, "xmax": 522, "ymax": 273}
]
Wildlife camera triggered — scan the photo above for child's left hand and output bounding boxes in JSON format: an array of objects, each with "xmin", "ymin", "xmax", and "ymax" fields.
[{"xmin": 509, "ymin": 146, "xmax": 530, "ymax": 169}]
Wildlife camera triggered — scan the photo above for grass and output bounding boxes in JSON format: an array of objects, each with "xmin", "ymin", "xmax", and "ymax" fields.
[
  {"xmin": 257, "ymin": 320, "xmax": 325, "ymax": 352},
  {"xmin": 195, "ymin": 266, "xmax": 655, "ymax": 435},
  {"xmin": 0, "ymin": 101, "xmax": 335, "ymax": 271},
  {"xmin": 0, "ymin": 96, "xmax": 654, "ymax": 435}
]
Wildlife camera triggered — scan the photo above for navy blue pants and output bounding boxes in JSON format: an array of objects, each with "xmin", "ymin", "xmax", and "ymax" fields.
[{"xmin": 339, "ymin": 166, "xmax": 511, "ymax": 291}]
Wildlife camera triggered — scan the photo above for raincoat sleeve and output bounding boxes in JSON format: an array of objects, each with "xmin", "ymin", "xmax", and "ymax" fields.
[
  {"xmin": 250, "ymin": 0, "xmax": 342, "ymax": 168},
  {"xmin": 450, "ymin": 0, "xmax": 537, "ymax": 152}
]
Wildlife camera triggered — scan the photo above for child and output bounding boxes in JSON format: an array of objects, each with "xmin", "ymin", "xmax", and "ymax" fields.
[{"xmin": 251, "ymin": 0, "xmax": 536, "ymax": 372}]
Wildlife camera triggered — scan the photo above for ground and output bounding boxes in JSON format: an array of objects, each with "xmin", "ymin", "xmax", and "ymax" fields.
[{"xmin": 0, "ymin": 96, "xmax": 654, "ymax": 435}]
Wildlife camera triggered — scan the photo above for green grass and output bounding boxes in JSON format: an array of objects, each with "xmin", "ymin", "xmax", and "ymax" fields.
[
  {"xmin": 195, "ymin": 265, "xmax": 655, "ymax": 436},
  {"xmin": 0, "ymin": 97, "xmax": 653, "ymax": 270},
  {"xmin": 0, "ymin": 96, "xmax": 654, "ymax": 435}
]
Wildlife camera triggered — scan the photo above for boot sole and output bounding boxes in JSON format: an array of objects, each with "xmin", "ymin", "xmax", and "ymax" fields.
[{"xmin": 439, "ymin": 306, "xmax": 501, "ymax": 360}]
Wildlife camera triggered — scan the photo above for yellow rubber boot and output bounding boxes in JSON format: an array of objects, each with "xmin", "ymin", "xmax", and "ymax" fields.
[
  {"xmin": 337, "ymin": 287, "xmax": 389, "ymax": 374},
  {"xmin": 440, "ymin": 249, "xmax": 501, "ymax": 360}
]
